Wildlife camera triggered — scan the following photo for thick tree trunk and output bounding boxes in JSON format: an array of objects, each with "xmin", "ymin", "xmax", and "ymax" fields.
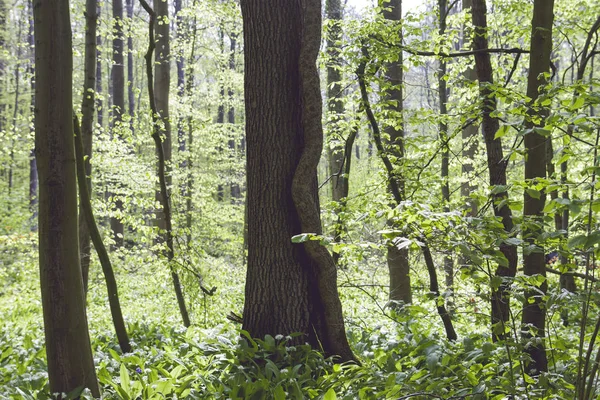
[
  {"xmin": 471, "ymin": 0, "xmax": 518, "ymax": 342},
  {"xmin": 521, "ymin": 0, "xmax": 554, "ymax": 375},
  {"xmin": 33, "ymin": 0, "xmax": 100, "ymax": 394},
  {"xmin": 240, "ymin": 0, "xmax": 355, "ymax": 362},
  {"xmin": 80, "ymin": 0, "xmax": 97, "ymax": 294},
  {"xmin": 110, "ymin": 0, "xmax": 125, "ymax": 248},
  {"xmin": 383, "ymin": 0, "xmax": 411, "ymax": 305}
]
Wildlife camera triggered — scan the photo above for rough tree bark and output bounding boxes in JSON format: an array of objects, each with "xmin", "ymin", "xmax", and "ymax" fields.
[
  {"xmin": 80, "ymin": 0, "xmax": 97, "ymax": 293},
  {"xmin": 521, "ymin": 0, "xmax": 554, "ymax": 375},
  {"xmin": 471, "ymin": 0, "xmax": 518, "ymax": 342},
  {"xmin": 33, "ymin": 0, "xmax": 100, "ymax": 394},
  {"xmin": 382, "ymin": 0, "xmax": 411, "ymax": 305},
  {"xmin": 240, "ymin": 0, "xmax": 355, "ymax": 361}
]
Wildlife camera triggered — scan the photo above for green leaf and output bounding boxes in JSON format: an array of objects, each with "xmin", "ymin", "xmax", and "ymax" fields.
[
  {"xmin": 490, "ymin": 185, "xmax": 509, "ymax": 195},
  {"xmin": 494, "ymin": 125, "xmax": 509, "ymax": 139},
  {"xmin": 568, "ymin": 234, "xmax": 587, "ymax": 249},
  {"xmin": 274, "ymin": 386, "xmax": 286, "ymax": 400},
  {"xmin": 120, "ymin": 364, "xmax": 131, "ymax": 397},
  {"xmin": 570, "ymin": 96, "xmax": 585, "ymax": 110},
  {"xmin": 504, "ymin": 237, "xmax": 522, "ymax": 246},
  {"xmin": 586, "ymin": 231, "xmax": 600, "ymax": 248},
  {"xmin": 526, "ymin": 189, "xmax": 541, "ymax": 199},
  {"xmin": 323, "ymin": 388, "xmax": 337, "ymax": 400},
  {"xmin": 291, "ymin": 233, "xmax": 310, "ymax": 243},
  {"xmin": 533, "ymin": 127, "xmax": 551, "ymax": 137}
]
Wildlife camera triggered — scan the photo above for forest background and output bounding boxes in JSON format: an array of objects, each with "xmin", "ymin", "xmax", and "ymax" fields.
[{"xmin": 1, "ymin": 0, "xmax": 600, "ymax": 398}]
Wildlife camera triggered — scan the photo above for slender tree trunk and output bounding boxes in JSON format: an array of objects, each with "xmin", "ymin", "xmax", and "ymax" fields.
[
  {"xmin": 216, "ymin": 28, "xmax": 226, "ymax": 202},
  {"xmin": 228, "ymin": 33, "xmax": 241, "ymax": 201},
  {"xmin": 240, "ymin": 0, "xmax": 355, "ymax": 362},
  {"xmin": 153, "ymin": 0, "xmax": 173, "ymax": 236},
  {"xmin": 382, "ymin": 0, "xmax": 411, "ymax": 305},
  {"xmin": 28, "ymin": 0, "xmax": 37, "ymax": 229},
  {"xmin": 110, "ymin": 0, "xmax": 125, "ymax": 248},
  {"xmin": 0, "ymin": 0, "xmax": 5, "ymax": 141},
  {"xmin": 74, "ymin": 116, "xmax": 131, "ymax": 353},
  {"xmin": 80, "ymin": 0, "xmax": 98, "ymax": 294},
  {"xmin": 325, "ymin": 0, "xmax": 349, "ymax": 265},
  {"xmin": 358, "ymin": 48, "xmax": 457, "ymax": 341},
  {"xmin": 183, "ymin": 8, "xmax": 198, "ymax": 249},
  {"xmin": 521, "ymin": 0, "xmax": 554, "ymax": 375},
  {"xmin": 33, "ymin": 0, "xmax": 100, "ymax": 394},
  {"xmin": 460, "ymin": 44, "xmax": 478, "ymax": 206},
  {"xmin": 126, "ymin": 0, "xmax": 134, "ymax": 125},
  {"xmin": 437, "ymin": 0, "xmax": 454, "ymax": 312},
  {"xmin": 96, "ymin": 3, "xmax": 103, "ymax": 129},
  {"xmin": 141, "ymin": 0, "xmax": 190, "ymax": 327},
  {"xmin": 472, "ymin": 0, "xmax": 518, "ymax": 342}
]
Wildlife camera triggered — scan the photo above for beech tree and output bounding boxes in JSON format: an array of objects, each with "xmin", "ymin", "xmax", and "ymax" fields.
[
  {"xmin": 521, "ymin": 0, "xmax": 554, "ymax": 374},
  {"xmin": 382, "ymin": 0, "xmax": 412, "ymax": 306},
  {"xmin": 33, "ymin": 0, "xmax": 100, "ymax": 394},
  {"xmin": 471, "ymin": 0, "xmax": 518, "ymax": 342},
  {"xmin": 110, "ymin": 0, "xmax": 125, "ymax": 248},
  {"xmin": 240, "ymin": 0, "xmax": 355, "ymax": 361}
]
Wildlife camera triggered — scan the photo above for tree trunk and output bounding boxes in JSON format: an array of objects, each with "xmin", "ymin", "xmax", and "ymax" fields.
[
  {"xmin": 216, "ymin": 28, "xmax": 226, "ymax": 202},
  {"xmin": 74, "ymin": 116, "xmax": 131, "ymax": 353},
  {"xmin": 110, "ymin": 0, "xmax": 125, "ymax": 248},
  {"xmin": 96, "ymin": 3, "xmax": 103, "ymax": 129},
  {"xmin": 521, "ymin": 0, "xmax": 554, "ymax": 375},
  {"xmin": 126, "ymin": 0, "xmax": 134, "ymax": 125},
  {"xmin": 471, "ymin": 0, "xmax": 518, "ymax": 342},
  {"xmin": 28, "ymin": 0, "xmax": 37, "ymax": 229},
  {"xmin": 358, "ymin": 49, "xmax": 457, "ymax": 341},
  {"xmin": 80, "ymin": 0, "xmax": 97, "ymax": 294},
  {"xmin": 228, "ymin": 33, "xmax": 241, "ymax": 201},
  {"xmin": 33, "ymin": 0, "xmax": 100, "ymax": 394},
  {"xmin": 382, "ymin": 0, "xmax": 411, "ymax": 305},
  {"xmin": 0, "ymin": 0, "xmax": 5, "ymax": 140},
  {"xmin": 325, "ymin": 0, "xmax": 348, "ymax": 265},
  {"xmin": 153, "ymin": 0, "xmax": 172, "ymax": 235},
  {"xmin": 460, "ymin": 0, "xmax": 478, "ymax": 219},
  {"xmin": 240, "ymin": 0, "xmax": 355, "ymax": 362},
  {"xmin": 141, "ymin": 0, "xmax": 190, "ymax": 328},
  {"xmin": 438, "ymin": 0, "xmax": 454, "ymax": 313}
]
